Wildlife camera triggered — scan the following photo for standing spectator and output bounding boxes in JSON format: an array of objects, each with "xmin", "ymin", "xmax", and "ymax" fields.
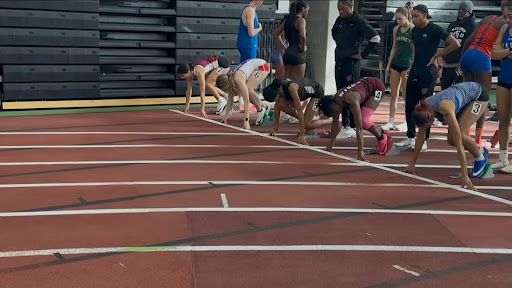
[
  {"xmin": 490, "ymin": 0, "xmax": 512, "ymax": 172},
  {"xmin": 459, "ymin": 7, "xmax": 507, "ymax": 144},
  {"xmin": 237, "ymin": 0, "xmax": 263, "ymax": 62},
  {"xmin": 332, "ymin": 0, "xmax": 381, "ymax": 138},
  {"xmin": 395, "ymin": 4, "xmax": 460, "ymax": 151},
  {"xmin": 382, "ymin": 6, "xmax": 413, "ymax": 131},
  {"xmin": 440, "ymin": 1, "xmax": 477, "ymax": 89},
  {"xmin": 274, "ymin": 1, "xmax": 309, "ymax": 78},
  {"xmin": 271, "ymin": 14, "xmax": 288, "ymax": 80}
]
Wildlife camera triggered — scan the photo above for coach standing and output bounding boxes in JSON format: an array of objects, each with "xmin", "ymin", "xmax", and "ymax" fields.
[{"xmin": 332, "ymin": 0, "xmax": 381, "ymax": 138}]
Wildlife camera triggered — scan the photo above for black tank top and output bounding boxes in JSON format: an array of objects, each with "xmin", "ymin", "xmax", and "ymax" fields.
[
  {"xmin": 282, "ymin": 78, "xmax": 324, "ymax": 101},
  {"xmin": 285, "ymin": 16, "xmax": 301, "ymax": 46}
]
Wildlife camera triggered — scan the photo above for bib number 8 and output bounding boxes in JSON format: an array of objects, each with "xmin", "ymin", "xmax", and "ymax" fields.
[{"xmin": 471, "ymin": 102, "xmax": 482, "ymax": 115}]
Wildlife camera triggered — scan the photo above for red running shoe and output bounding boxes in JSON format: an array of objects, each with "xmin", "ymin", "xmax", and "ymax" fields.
[{"xmin": 377, "ymin": 131, "xmax": 392, "ymax": 155}]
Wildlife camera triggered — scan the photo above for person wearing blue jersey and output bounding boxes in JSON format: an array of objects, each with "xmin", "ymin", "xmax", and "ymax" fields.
[
  {"xmin": 405, "ymin": 82, "xmax": 489, "ymax": 191},
  {"xmin": 491, "ymin": 0, "xmax": 512, "ymax": 173},
  {"xmin": 237, "ymin": 0, "xmax": 263, "ymax": 62}
]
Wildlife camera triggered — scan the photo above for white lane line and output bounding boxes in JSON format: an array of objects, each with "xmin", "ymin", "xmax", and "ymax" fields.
[
  {"xmin": 220, "ymin": 194, "xmax": 229, "ymax": 208},
  {"xmin": 0, "ymin": 144, "xmax": 293, "ymax": 149},
  {"xmin": 392, "ymin": 265, "xmax": 420, "ymax": 277},
  {"xmin": 0, "ymin": 144, "xmax": 504, "ymax": 155},
  {"xmin": 170, "ymin": 109, "xmax": 512, "ymax": 206},
  {"xmin": 0, "ymin": 180, "xmax": 508, "ymax": 191},
  {"xmin": 1, "ymin": 207, "xmax": 511, "ymax": 217},
  {"xmin": 0, "ymin": 160, "xmax": 465, "ymax": 168},
  {"xmin": 0, "ymin": 160, "xmax": 327, "ymax": 166},
  {"xmin": 1, "ymin": 245, "xmax": 511, "ymax": 258},
  {"xmin": 0, "ymin": 181, "xmax": 443, "ymax": 189},
  {"xmin": 0, "ymin": 131, "xmax": 249, "ymax": 135}
]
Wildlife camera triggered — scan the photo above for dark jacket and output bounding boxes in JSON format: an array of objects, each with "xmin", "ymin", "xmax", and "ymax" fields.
[{"xmin": 331, "ymin": 12, "xmax": 379, "ymax": 65}]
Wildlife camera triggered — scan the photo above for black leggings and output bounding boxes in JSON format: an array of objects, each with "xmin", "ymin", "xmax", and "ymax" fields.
[
  {"xmin": 335, "ymin": 58, "xmax": 360, "ymax": 127},
  {"xmin": 405, "ymin": 66, "xmax": 438, "ymax": 139}
]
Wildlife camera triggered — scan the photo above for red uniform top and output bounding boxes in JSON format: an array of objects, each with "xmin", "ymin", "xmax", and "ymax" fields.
[
  {"xmin": 335, "ymin": 77, "xmax": 386, "ymax": 105},
  {"xmin": 193, "ymin": 55, "xmax": 220, "ymax": 75},
  {"xmin": 468, "ymin": 15, "xmax": 502, "ymax": 58}
]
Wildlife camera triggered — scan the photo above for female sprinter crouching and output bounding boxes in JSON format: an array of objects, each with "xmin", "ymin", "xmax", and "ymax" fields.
[
  {"xmin": 405, "ymin": 82, "xmax": 489, "ymax": 190},
  {"xmin": 263, "ymin": 77, "xmax": 332, "ymax": 145},
  {"xmin": 318, "ymin": 77, "xmax": 392, "ymax": 161}
]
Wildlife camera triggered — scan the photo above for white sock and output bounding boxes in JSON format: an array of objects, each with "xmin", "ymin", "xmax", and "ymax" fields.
[
  {"xmin": 475, "ymin": 146, "xmax": 485, "ymax": 161},
  {"xmin": 499, "ymin": 150, "xmax": 509, "ymax": 163}
]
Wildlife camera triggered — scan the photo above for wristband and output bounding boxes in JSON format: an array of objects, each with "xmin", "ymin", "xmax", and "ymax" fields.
[{"xmin": 244, "ymin": 117, "xmax": 249, "ymax": 122}]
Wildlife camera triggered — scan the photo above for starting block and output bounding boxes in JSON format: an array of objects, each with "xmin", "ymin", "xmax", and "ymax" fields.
[
  {"xmin": 449, "ymin": 162, "xmax": 495, "ymax": 179},
  {"xmin": 363, "ymin": 143, "xmax": 406, "ymax": 156},
  {"xmin": 304, "ymin": 130, "xmax": 330, "ymax": 139},
  {"xmin": 363, "ymin": 137, "xmax": 407, "ymax": 156}
]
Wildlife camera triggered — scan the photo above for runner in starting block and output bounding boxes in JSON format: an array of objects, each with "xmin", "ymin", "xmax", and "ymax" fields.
[
  {"xmin": 318, "ymin": 77, "xmax": 392, "ymax": 162},
  {"xmin": 404, "ymin": 82, "xmax": 490, "ymax": 191}
]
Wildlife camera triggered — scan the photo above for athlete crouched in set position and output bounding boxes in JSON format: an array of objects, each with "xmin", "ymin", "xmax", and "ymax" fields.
[
  {"xmin": 263, "ymin": 77, "xmax": 332, "ymax": 145},
  {"xmin": 405, "ymin": 82, "xmax": 489, "ymax": 191},
  {"xmin": 216, "ymin": 58, "xmax": 270, "ymax": 130},
  {"xmin": 318, "ymin": 77, "xmax": 391, "ymax": 161},
  {"xmin": 177, "ymin": 56, "xmax": 230, "ymax": 118}
]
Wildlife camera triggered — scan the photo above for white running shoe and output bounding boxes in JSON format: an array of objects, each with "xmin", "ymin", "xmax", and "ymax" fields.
[
  {"xmin": 288, "ymin": 116, "xmax": 299, "ymax": 123},
  {"xmin": 432, "ymin": 118, "xmax": 444, "ymax": 126},
  {"xmin": 420, "ymin": 141, "xmax": 427, "ymax": 152},
  {"xmin": 281, "ymin": 114, "xmax": 291, "ymax": 123},
  {"xmin": 501, "ymin": 164, "xmax": 512, "ymax": 174},
  {"xmin": 396, "ymin": 138, "xmax": 415, "ymax": 150},
  {"xmin": 215, "ymin": 97, "xmax": 227, "ymax": 115},
  {"xmin": 394, "ymin": 122, "xmax": 407, "ymax": 132},
  {"xmin": 381, "ymin": 122, "xmax": 395, "ymax": 131},
  {"xmin": 491, "ymin": 160, "xmax": 510, "ymax": 170},
  {"xmin": 255, "ymin": 105, "xmax": 269, "ymax": 126},
  {"xmin": 337, "ymin": 127, "xmax": 356, "ymax": 139}
]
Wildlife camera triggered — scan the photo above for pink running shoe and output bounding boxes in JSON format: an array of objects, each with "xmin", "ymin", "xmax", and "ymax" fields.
[{"xmin": 377, "ymin": 131, "xmax": 392, "ymax": 155}]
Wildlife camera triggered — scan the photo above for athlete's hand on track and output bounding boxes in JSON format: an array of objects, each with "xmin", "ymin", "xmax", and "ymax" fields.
[
  {"xmin": 243, "ymin": 121, "xmax": 251, "ymax": 130},
  {"xmin": 200, "ymin": 110, "xmax": 208, "ymax": 118},
  {"xmin": 461, "ymin": 176, "xmax": 476, "ymax": 191},
  {"xmin": 220, "ymin": 118, "xmax": 227, "ymax": 124},
  {"xmin": 404, "ymin": 164, "xmax": 416, "ymax": 175},
  {"xmin": 357, "ymin": 153, "xmax": 368, "ymax": 162},
  {"xmin": 299, "ymin": 136, "xmax": 309, "ymax": 146},
  {"xmin": 326, "ymin": 145, "xmax": 333, "ymax": 152},
  {"xmin": 183, "ymin": 108, "xmax": 189, "ymax": 114}
]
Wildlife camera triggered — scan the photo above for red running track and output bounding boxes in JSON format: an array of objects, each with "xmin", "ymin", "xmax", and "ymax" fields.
[{"xmin": 0, "ymin": 103, "xmax": 511, "ymax": 288}]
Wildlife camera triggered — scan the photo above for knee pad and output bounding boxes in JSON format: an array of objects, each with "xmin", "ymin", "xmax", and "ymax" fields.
[{"xmin": 361, "ymin": 106, "xmax": 374, "ymax": 130}]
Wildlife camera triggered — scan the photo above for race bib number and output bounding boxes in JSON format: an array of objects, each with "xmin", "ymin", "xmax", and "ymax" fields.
[
  {"xmin": 254, "ymin": 72, "xmax": 261, "ymax": 79},
  {"xmin": 472, "ymin": 102, "xmax": 482, "ymax": 115},
  {"xmin": 374, "ymin": 90, "xmax": 383, "ymax": 101},
  {"xmin": 312, "ymin": 101, "xmax": 319, "ymax": 111}
]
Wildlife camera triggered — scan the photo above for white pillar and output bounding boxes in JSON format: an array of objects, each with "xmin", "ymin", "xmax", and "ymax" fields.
[{"xmin": 306, "ymin": 1, "xmax": 340, "ymax": 94}]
